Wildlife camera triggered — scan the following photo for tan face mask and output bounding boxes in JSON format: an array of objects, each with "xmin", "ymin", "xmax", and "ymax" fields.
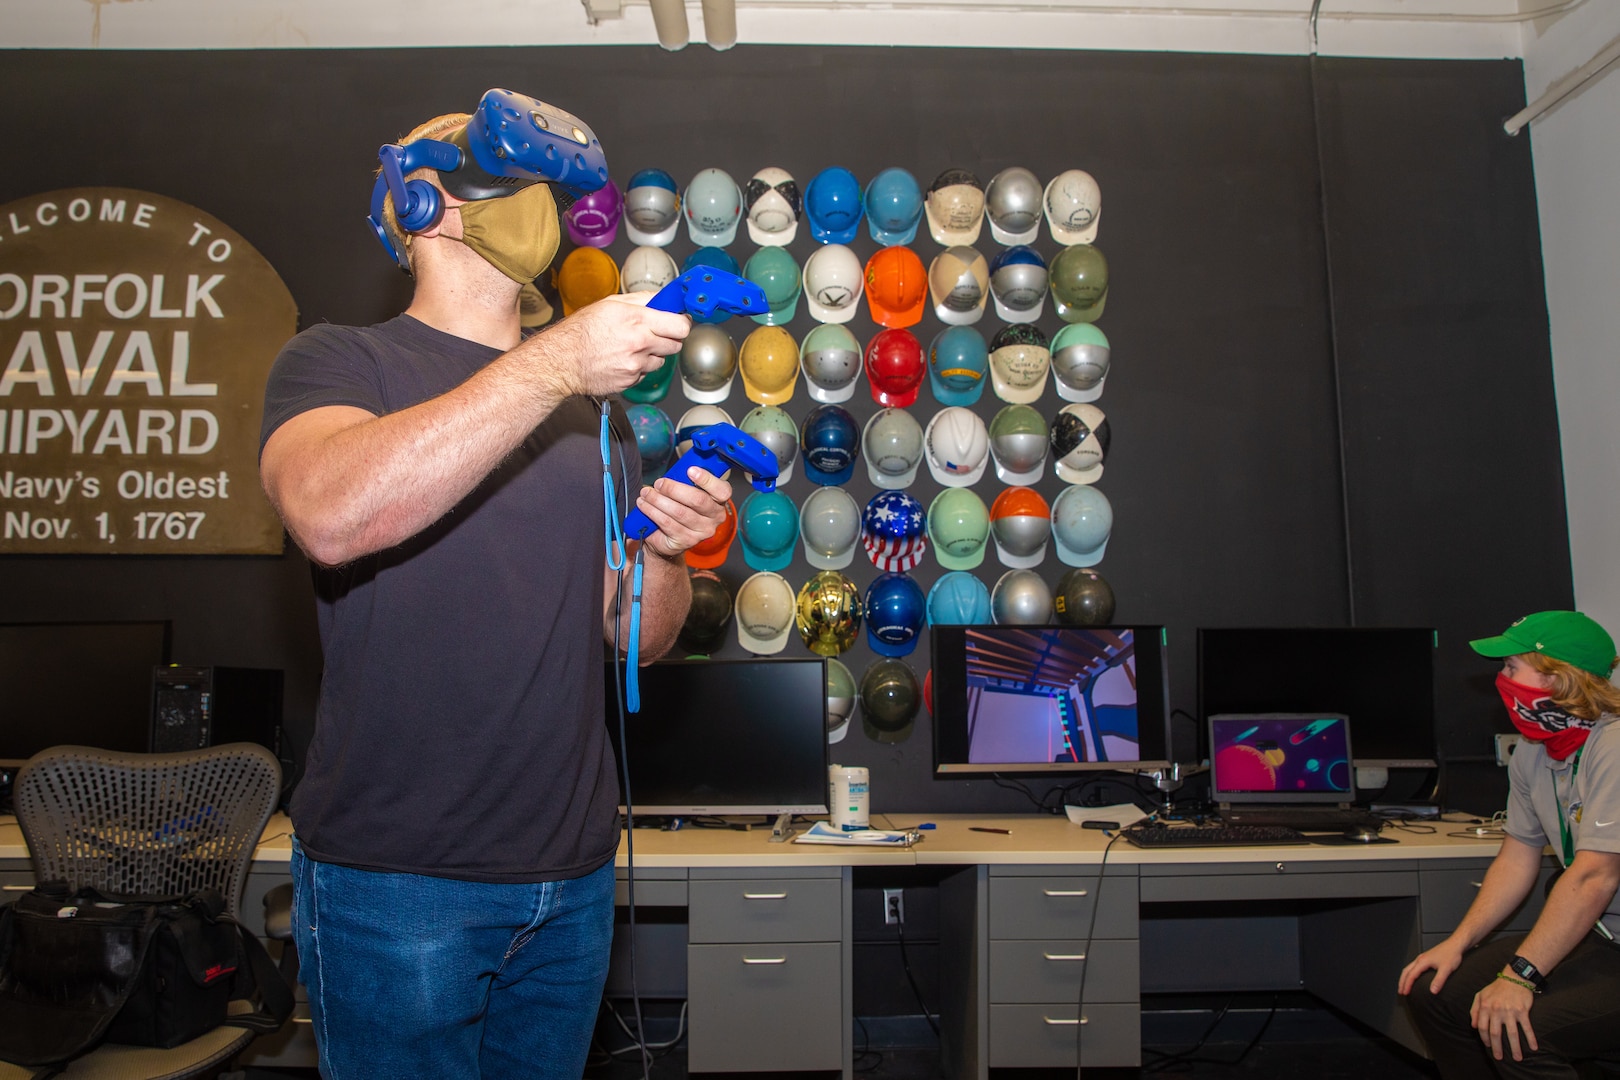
[{"xmin": 456, "ymin": 183, "xmax": 561, "ymax": 284}]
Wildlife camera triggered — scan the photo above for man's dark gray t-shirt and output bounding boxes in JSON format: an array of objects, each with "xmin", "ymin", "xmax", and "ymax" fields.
[{"xmin": 260, "ymin": 314, "xmax": 636, "ymax": 883}]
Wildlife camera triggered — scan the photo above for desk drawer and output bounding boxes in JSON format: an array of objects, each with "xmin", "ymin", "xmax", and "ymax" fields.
[
  {"xmin": 1420, "ymin": 864, "xmax": 1552, "ymax": 935},
  {"xmin": 689, "ymin": 878, "xmax": 842, "ymax": 943},
  {"xmin": 989, "ymin": 938, "xmax": 1139, "ymax": 1004},
  {"xmin": 1139, "ymin": 869, "xmax": 1417, "ymax": 904},
  {"xmin": 1, "ymin": 872, "xmax": 35, "ymax": 895},
  {"xmin": 988, "ymin": 1002, "xmax": 1139, "ymax": 1067},
  {"xmin": 989, "ymin": 876, "xmax": 1138, "ymax": 940},
  {"xmin": 688, "ymin": 942, "xmax": 842, "ymax": 1071}
]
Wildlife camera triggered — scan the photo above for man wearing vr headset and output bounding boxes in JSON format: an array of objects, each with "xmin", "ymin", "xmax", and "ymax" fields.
[{"xmin": 258, "ymin": 95, "xmax": 729, "ymax": 1078}]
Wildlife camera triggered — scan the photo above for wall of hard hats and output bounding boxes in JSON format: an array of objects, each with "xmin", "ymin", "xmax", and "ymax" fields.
[{"xmin": 0, "ymin": 46, "xmax": 1568, "ymax": 819}]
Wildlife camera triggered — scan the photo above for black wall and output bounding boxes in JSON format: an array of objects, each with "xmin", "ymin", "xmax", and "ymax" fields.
[{"xmin": 0, "ymin": 46, "xmax": 1569, "ymax": 816}]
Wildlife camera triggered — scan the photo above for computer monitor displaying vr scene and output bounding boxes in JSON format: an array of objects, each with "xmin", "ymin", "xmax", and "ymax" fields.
[
  {"xmin": 1197, "ymin": 627, "xmax": 1439, "ymax": 768},
  {"xmin": 932, "ymin": 625, "xmax": 1172, "ymax": 775},
  {"xmin": 0, "ymin": 620, "xmax": 173, "ymax": 764},
  {"xmin": 1208, "ymin": 713, "xmax": 1355, "ymax": 804},
  {"xmin": 603, "ymin": 658, "xmax": 830, "ymax": 816}
]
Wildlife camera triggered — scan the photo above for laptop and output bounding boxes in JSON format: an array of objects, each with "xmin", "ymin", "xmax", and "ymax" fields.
[{"xmin": 1209, "ymin": 713, "xmax": 1375, "ymax": 830}]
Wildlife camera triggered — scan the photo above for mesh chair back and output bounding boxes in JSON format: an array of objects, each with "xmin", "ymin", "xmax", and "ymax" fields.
[{"xmin": 13, "ymin": 743, "xmax": 281, "ymax": 919}]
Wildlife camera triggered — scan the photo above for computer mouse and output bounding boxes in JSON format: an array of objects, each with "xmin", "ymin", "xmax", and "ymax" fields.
[{"xmin": 1344, "ymin": 824, "xmax": 1382, "ymax": 843}]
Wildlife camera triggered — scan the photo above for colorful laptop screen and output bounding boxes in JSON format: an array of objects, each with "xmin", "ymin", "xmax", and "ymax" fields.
[{"xmin": 1209, "ymin": 713, "xmax": 1354, "ymax": 804}]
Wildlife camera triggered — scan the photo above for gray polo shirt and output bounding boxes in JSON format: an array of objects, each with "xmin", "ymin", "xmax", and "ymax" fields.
[{"xmin": 1505, "ymin": 714, "xmax": 1620, "ymax": 938}]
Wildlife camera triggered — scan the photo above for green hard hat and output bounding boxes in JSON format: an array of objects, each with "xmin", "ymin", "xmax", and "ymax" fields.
[
  {"xmin": 927, "ymin": 487, "xmax": 990, "ymax": 571},
  {"xmin": 744, "ymin": 246, "xmax": 802, "ymax": 327},
  {"xmin": 1048, "ymin": 244, "xmax": 1108, "ymax": 324}
]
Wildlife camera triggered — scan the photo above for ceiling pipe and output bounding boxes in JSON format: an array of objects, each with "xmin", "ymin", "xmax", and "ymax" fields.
[
  {"xmin": 648, "ymin": 0, "xmax": 689, "ymax": 50},
  {"xmin": 702, "ymin": 0, "xmax": 738, "ymax": 49}
]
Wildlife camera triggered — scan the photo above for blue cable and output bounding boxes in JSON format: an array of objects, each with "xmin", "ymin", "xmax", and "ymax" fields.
[{"xmin": 601, "ymin": 402, "xmax": 642, "ymax": 711}]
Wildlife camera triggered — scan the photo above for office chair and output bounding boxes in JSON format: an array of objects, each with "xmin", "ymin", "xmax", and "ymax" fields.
[{"xmin": 0, "ymin": 743, "xmax": 286, "ymax": 1080}]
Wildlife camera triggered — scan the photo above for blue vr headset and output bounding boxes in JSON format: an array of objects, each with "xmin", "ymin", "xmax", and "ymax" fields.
[{"xmin": 368, "ymin": 88, "xmax": 610, "ymax": 272}]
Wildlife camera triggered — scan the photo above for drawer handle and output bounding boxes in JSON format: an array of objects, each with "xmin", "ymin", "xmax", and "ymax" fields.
[
  {"xmin": 1043, "ymin": 889, "xmax": 1089, "ymax": 897},
  {"xmin": 1470, "ymin": 881, "xmax": 1484, "ymax": 889},
  {"xmin": 1042, "ymin": 1016, "xmax": 1089, "ymax": 1026},
  {"xmin": 1044, "ymin": 952, "xmax": 1086, "ymax": 962},
  {"xmin": 742, "ymin": 957, "xmax": 787, "ymax": 965},
  {"xmin": 2, "ymin": 885, "xmax": 33, "ymax": 892},
  {"xmin": 743, "ymin": 892, "xmax": 788, "ymax": 900}
]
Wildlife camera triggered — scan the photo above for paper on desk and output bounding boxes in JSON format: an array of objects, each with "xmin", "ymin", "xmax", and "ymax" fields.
[
  {"xmin": 793, "ymin": 822, "xmax": 920, "ymax": 846},
  {"xmin": 1064, "ymin": 803, "xmax": 1148, "ymax": 829}
]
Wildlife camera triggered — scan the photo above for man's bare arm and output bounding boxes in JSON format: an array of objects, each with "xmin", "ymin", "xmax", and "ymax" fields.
[{"xmin": 262, "ymin": 299, "xmax": 687, "ymax": 567}]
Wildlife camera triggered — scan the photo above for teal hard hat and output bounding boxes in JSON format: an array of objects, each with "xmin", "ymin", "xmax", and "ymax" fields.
[{"xmin": 744, "ymin": 246, "xmax": 802, "ymax": 327}]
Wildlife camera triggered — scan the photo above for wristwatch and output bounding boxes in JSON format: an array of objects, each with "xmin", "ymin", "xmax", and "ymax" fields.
[{"xmin": 1507, "ymin": 955, "xmax": 1547, "ymax": 993}]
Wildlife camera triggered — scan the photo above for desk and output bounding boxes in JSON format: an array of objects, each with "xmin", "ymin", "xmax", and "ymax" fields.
[{"xmin": 2, "ymin": 813, "xmax": 1536, "ymax": 1077}]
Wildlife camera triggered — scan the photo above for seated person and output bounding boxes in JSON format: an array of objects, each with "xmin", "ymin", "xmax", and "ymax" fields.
[{"xmin": 1399, "ymin": 610, "xmax": 1620, "ymax": 1078}]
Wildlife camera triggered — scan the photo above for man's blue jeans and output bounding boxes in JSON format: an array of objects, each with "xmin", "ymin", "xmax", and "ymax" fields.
[{"xmin": 290, "ymin": 838, "xmax": 616, "ymax": 1079}]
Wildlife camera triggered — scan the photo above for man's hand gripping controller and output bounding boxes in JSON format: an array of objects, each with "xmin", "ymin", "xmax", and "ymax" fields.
[
  {"xmin": 622, "ymin": 424, "xmax": 779, "ymax": 542},
  {"xmin": 620, "ymin": 267, "xmax": 775, "ymax": 543}
]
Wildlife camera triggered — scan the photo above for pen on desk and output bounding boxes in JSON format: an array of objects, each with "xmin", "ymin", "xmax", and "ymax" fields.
[{"xmin": 969, "ymin": 826, "xmax": 1012, "ymax": 835}]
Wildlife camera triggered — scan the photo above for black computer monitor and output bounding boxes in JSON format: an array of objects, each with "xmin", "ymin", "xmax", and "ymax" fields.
[
  {"xmin": 1196, "ymin": 627, "xmax": 1439, "ymax": 769},
  {"xmin": 603, "ymin": 658, "xmax": 830, "ymax": 816},
  {"xmin": 932, "ymin": 625, "xmax": 1172, "ymax": 775},
  {"xmin": 0, "ymin": 620, "xmax": 173, "ymax": 765}
]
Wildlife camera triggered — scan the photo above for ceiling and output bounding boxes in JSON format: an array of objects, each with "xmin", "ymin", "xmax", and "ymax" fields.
[{"xmin": 5, "ymin": 0, "xmax": 1588, "ymax": 57}]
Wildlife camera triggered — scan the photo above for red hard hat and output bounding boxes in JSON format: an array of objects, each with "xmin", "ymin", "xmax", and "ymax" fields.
[{"xmin": 864, "ymin": 328, "xmax": 925, "ymax": 408}]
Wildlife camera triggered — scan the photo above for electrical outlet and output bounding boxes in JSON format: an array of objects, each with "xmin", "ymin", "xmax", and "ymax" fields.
[
  {"xmin": 1495, "ymin": 733, "xmax": 1523, "ymax": 766},
  {"xmin": 883, "ymin": 888, "xmax": 904, "ymax": 925}
]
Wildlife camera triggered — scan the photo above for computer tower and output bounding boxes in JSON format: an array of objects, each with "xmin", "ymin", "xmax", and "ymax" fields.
[{"xmin": 150, "ymin": 666, "xmax": 283, "ymax": 756}]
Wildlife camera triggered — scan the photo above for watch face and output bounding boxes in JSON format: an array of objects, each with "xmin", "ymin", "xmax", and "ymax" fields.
[{"xmin": 1509, "ymin": 956, "xmax": 1543, "ymax": 987}]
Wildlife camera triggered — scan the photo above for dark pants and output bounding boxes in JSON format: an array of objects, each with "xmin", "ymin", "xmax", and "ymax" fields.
[{"xmin": 1407, "ymin": 933, "xmax": 1620, "ymax": 1078}]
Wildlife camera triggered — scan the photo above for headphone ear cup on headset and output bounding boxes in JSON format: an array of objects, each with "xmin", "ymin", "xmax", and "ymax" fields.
[{"xmin": 393, "ymin": 178, "xmax": 443, "ymax": 235}]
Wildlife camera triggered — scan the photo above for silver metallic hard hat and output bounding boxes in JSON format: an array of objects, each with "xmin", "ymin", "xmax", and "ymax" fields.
[
  {"xmin": 991, "ymin": 507, "xmax": 1051, "ymax": 564},
  {"xmin": 984, "ymin": 166, "xmax": 1044, "ymax": 246},
  {"xmin": 991, "ymin": 569, "xmax": 1053, "ymax": 626},
  {"xmin": 799, "ymin": 324, "xmax": 863, "ymax": 403},
  {"xmin": 679, "ymin": 323, "xmax": 738, "ymax": 404},
  {"xmin": 862, "ymin": 407, "xmax": 925, "ymax": 489},
  {"xmin": 799, "ymin": 486, "xmax": 861, "ymax": 570},
  {"xmin": 740, "ymin": 405, "xmax": 800, "ymax": 483},
  {"xmin": 989, "ymin": 259, "xmax": 1049, "ymax": 321},
  {"xmin": 988, "ymin": 405, "xmax": 1049, "ymax": 485},
  {"xmin": 1051, "ymin": 327, "xmax": 1111, "ymax": 404}
]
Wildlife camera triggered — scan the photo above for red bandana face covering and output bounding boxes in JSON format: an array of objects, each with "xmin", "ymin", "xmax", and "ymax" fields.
[{"xmin": 1496, "ymin": 672, "xmax": 1595, "ymax": 761}]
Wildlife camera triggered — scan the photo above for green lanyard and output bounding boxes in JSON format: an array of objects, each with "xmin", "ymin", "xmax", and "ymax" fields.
[{"xmin": 1553, "ymin": 745, "xmax": 1586, "ymax": 866}]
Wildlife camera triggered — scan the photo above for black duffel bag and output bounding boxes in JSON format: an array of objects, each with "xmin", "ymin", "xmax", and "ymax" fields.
[{"xmin": 0, "ymin": 880, "xmax": 293, "ymax": 1069}]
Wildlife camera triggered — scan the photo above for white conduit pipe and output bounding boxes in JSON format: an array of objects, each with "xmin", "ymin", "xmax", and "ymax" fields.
[
  {"xmin": 649, "ymin": 0, "xmax": 690, "ymax": 50},
  {"xmin": 703, "ymin": 0, "xmax": 738, "ymax": 49},
  {"xmin": 1504, "ymin": 32, "xmax": 1620, "ymax": 136}
]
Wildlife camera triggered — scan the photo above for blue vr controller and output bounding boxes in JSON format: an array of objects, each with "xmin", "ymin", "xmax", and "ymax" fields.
[
  {"xmin": 622, "ymin": 423, "xmax": 779, "ymax": 543},
  {"xmin": 621, "ymin": 268, "xmax": 775, "ymax": 543},
  {"xmin": 645, "ymin": 266, "xmax": 770, "ymax": 320}
]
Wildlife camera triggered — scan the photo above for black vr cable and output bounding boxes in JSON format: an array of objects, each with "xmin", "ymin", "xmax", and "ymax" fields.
[{"xmin": 1076, "ymin": 829, "xmax": 1123, "ymax": 1075}]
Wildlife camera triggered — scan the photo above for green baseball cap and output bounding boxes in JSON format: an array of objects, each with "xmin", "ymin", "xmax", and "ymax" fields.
[{"xmin": 1469, "ymin": 610, "xmax": 1618, "ymax": 678}]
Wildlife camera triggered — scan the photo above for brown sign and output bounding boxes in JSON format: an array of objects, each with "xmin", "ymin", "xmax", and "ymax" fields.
[{"xmin": 0, "ymin": 188, "xmax": 294, "ymax": 554}]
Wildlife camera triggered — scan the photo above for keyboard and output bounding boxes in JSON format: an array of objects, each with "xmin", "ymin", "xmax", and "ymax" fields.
[
  {"xmin": 1219, "ymin": 807, "xmax": 1382, "ymax": 831},
  {"xmin": 1123, "ymin": 824, "xmax": 1310, "ymax": 849}
]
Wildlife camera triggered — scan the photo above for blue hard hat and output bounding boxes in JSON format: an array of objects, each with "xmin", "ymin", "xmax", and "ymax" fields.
[
  {"xmin": 626, "ymin": 404, "xmax": 675, "ymax": 481},
  {"xmin": 864, "ymin": 168, "xmax": 924, "ymax": 247},
  {"xmin": 800, "ymin": 404, "xmax": 860, "ymax": 486},
  {"xmin": 927, "ymin": 571, "xmax": 992, "ymax": 625},
  {"xmin": 740, "ymin": 489, "xmax": 800, "ymax": 573},
  {"xmin": 804, "ymin": 166, "xmax": 865, "ymax": 245},
  {"xmin": 865, "ymin": 572, "xmax": 927, "ymax": 657},
  {"xmin": 861, "ymin": 490, "xmax": 928, "ymax": 572},
  {"xmin": 928, "ymin": 325, "xmax": 990, "ymax": 407}
]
